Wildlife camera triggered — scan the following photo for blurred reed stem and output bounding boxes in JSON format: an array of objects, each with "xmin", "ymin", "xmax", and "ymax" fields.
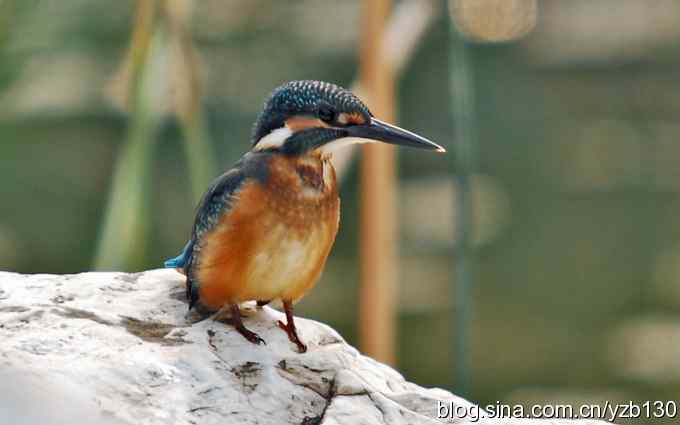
[
  {"xmin": 359, "ymin": 0, "xmax": 397, "ymax": 366},
  {"xmin": 179, "ymin": 110, "xmax": 216, "ymax": 204},
  {"xmin": 94, "ymin": 0, "xmax": 162, "ymax": 270},
  {"xmin": 162, "ymin": 0, "xmax": 217, "ymax": 202},
  {"xmin": 95, "ymin": 0, "xmax": 214, "ymax": 269},
  {"xmin": 447, "ymin": 0, "xmax": 479, "ymax": 396}
]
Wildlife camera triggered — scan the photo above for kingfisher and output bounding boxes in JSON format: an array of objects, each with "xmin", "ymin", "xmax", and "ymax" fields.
[{"xmin": 165, "ymin": 80, "xmax": 444, "ymax": 352}]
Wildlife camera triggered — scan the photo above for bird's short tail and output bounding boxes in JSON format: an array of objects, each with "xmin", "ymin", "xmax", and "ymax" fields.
[
  {"xmin": 164, "ymin": 240, "xmax": 192, "ymax": 269},
  {"xmin": 164, "ymin": 255, "xmax": 184, "ymax": 269}
]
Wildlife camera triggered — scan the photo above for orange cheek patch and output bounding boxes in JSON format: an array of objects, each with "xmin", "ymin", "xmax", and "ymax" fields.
[
  {"xmin": 338, "ymin": 112, "xmax": 367, "ymax": 126},
  {"xmin": 285, "ymin": 117, "xmax": 329, "ymax": 131}
]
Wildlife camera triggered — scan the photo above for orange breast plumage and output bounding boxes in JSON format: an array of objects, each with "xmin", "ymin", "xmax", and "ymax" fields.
[{"xmin": 195, "ymin": 154, "xmax": 339, "ymax": 310}]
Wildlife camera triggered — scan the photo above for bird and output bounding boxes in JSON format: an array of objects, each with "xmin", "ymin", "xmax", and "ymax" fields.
[{"xmin": 165, "ymin": 80, "xmax": 444, "ymax": 352}]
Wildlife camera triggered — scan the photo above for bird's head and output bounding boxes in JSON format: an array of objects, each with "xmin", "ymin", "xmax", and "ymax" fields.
[{"xmin": 251, "ymin": 80, "xmax": 445, "ymax": 155}]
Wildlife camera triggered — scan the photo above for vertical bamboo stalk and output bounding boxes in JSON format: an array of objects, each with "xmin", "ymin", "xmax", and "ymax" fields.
[
  {"xmin": 359, "ymin": 0, "xmax": 396, "ymax": 365},
  {"xmin": 447, "ymin": 1, "xmax": 478, "ymax": 395}
]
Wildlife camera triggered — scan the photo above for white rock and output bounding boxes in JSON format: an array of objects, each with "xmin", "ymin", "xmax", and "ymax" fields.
[{"xmin": 0, "ymin": 270, "xmax": 607, "ymax": 425}]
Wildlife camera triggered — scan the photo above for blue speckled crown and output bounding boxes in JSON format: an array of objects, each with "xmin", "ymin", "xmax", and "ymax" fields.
[{"xmin": 252, "ymin": 80, "xmax": 372, "ymax": 144}]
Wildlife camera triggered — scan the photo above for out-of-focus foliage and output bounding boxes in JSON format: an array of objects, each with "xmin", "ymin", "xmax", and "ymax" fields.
[{"xmin": 1, "ymin": 1, "xmax": 680, "ymax": 423}]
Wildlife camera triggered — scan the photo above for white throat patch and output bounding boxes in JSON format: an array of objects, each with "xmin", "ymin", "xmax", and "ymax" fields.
[
  {"xmin": 253, "ymin": 126, "xmax": 293, "ymax": 151},
  {"xmin": 318, "ymin": 136, "xmax": 376, "ymax": 155}
]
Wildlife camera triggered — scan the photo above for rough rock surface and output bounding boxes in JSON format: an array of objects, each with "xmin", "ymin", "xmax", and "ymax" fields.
[{"xmin": 0, "ymin": 270, "xmax": 607, "ymax": 425}]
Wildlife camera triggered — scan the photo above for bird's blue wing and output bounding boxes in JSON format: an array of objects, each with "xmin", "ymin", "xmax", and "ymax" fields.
[{"xmin": 191, "ymin": 168, "xmax": 247, "ymax": 240}]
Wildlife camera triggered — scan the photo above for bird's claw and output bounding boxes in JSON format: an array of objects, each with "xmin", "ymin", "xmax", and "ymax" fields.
[
  {"xmin": 238, "ymin": 327, "xmax": 266, "ymax": 345},
  {"xmin": 277, "ymin": 320, "xmax": 307, "ymax": 353}
]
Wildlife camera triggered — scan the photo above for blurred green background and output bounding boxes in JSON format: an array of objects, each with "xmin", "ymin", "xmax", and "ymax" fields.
[{"xmin": 1, "ymin": 1, "xmax": 679, "ymax": 423}]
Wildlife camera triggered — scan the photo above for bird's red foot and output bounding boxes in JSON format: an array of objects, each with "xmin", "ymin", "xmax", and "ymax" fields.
[
  {"xmin": 277, "ymin": 320, "xmax": 307, "ymax": 353},
  {"xmin": 225, "ymin": 304, "xmax": 266, "ymax": 345},
  {"xmin": 236, "ymin": 325, "xmax": 266, "ymax": 345}
]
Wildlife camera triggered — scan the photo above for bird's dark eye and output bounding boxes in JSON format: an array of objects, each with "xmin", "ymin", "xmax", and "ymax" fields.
[{"xmin": 318, "ymin": 105, "xmax": 336, "ymax": 123}]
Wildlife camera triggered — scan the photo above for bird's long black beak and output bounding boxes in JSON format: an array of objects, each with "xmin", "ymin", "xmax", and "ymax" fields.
[{"xmin": 346, "ymin": 118, "xmax": 445, "ymax": 153}]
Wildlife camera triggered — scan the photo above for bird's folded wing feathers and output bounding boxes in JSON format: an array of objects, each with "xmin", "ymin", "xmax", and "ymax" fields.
[{"xmin": 191, "ymin": 168, "xmax": 247, "ymax": 239}]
